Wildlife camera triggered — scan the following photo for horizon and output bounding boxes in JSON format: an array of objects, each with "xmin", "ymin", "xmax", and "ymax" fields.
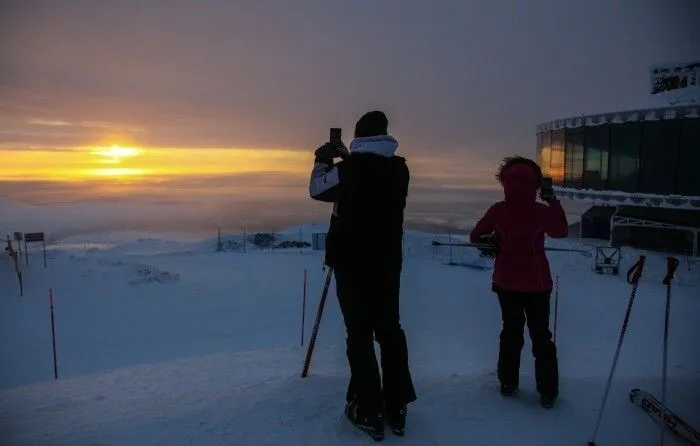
[{"xmin": 1, "ymin": 1, "xmax": 698, "ymax": 232}]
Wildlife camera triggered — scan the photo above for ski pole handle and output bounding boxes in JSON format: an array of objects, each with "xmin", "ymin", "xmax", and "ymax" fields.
[
  {"xmin": 626, "ymin": 255, "xmax": 646, "ymax": 285},
  {"xmin": 662, "ymin": 257, "xmax": 679, "ymax": 285}
]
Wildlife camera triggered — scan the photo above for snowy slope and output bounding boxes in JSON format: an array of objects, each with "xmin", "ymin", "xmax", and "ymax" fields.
[{"xmin": 1, "ymin": 229, "xmax": 699, "ymax": 445}]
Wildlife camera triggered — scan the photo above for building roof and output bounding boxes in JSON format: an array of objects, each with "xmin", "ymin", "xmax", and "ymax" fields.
[
  {"xmin": 553, "ymin": 186, "xmax": 700, "ymax": 209},
  {"xmin": 536, "ymin": 104, "xmax": 700, "ymax": 133}
]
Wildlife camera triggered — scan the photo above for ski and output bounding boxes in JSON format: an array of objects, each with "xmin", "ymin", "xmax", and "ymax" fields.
[
  {"xmin": 430, "ymin": 240, "xmax": 592, "ymax": 257},
  {"xmin": 629, "ymin": 388, "xmax": 700, "ymax": 446}
]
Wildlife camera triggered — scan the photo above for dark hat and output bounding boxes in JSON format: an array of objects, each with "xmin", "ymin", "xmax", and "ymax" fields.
[{"xmin": 354, "ymin": 110, "xmax": 388, "ymax": 138}]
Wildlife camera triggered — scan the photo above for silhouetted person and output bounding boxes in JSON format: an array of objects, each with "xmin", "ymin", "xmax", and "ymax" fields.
[
  {"xmin": 470, "ymin": 156, "xmax": 568, "ymax": 409},
  {"xmin": 309, "ymin": 110, "xmax": 417, "ymax": 440}
]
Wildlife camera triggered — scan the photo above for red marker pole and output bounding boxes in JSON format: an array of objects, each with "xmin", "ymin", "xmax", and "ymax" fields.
[
  {"xmin": 553, "ymin": 276, "xmax": 559, "ymax": 343},
  {"xmin": 301, "ymin": 268, "xmax": 307, "ymax": 346},
  {"xmin": 49, "ymin": 289, "xmax": 58, "ymax": 380}
]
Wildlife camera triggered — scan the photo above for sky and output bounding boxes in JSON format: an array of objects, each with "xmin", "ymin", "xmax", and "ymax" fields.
[{"xmin": 1, "ymin": 0, "xmax": 699, "ymax": 232}]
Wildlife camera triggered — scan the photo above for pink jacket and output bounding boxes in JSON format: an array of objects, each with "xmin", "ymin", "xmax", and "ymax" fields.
[{"xmin": 469, "ymin": 163, "xmax": 569, "ymax": 293}]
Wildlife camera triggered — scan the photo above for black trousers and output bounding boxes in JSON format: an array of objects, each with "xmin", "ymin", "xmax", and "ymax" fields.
[
  {"xmin": 334, "ymin": 265, "xmax": 417, "ymax": 413},
  {"xmin": 496, "ymin": 288, "xmax": 559, "ymax": 397}
]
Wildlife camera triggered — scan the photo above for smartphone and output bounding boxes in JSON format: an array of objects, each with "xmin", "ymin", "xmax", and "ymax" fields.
[
  {"xmin": 330, "ymin": 127, "xmax": 342, "ymax": 144},
  {"xmin": 540, "ymin": 177, "xmax": 554, "ymax": 200}
]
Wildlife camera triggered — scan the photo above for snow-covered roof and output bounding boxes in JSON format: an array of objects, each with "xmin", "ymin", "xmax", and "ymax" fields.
[
  {"xmin": 553, "ymin": 186, "xmax": 700, "ymax": 210},
  {"xmin": 536, "ymin": 104, "xmax": 700, "ymax": 133}
]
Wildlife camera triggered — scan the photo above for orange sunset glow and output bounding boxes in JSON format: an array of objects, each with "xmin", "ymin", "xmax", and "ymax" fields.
[{"xmin": 0, "ymin": 145, "xmax": 311, "ymax": 183}]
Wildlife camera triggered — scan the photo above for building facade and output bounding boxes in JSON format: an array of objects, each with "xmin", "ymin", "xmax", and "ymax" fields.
[
  {"xmin": 534, "ymin": 62, "xmax": 700, "ymax": 256},
  {"xmin": 536, "ymin": 105, "xmax": 700, "ymax": 208}
]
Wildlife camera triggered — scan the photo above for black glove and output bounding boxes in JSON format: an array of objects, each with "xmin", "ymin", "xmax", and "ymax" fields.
[
  {"xmin": 314, "ymin": 142, "xmax": 336, "ymax": 164},
  {"xmin": 315, "ymin": 142, "xmax": 349, "ymax": 164},
  {"xmin": 314, "ymin": 141, "xmax": 350, "ymax": 164},
  {"xmin": 477, "ymin": 234, "xmax": 499, "ymax": 259}
]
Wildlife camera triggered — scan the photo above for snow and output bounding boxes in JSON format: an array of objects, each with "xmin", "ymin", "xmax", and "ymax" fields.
[{"xmin": 1, "ymin": 225, "xmax": 699, "ymax": 445}]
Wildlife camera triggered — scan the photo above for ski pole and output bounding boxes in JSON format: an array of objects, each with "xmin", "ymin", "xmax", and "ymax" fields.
[
  {"xmin": 587, "ymin": 255, "xmax": 646, "ymax": 446},
  {"xmin": 660, "ymin": 257, "xmax": 679, "ymax": 446},
  {"xmin": 301, "ymin": 266, "xmax": 333, "ymax": 378},
  {"xmin": 553, "ymin": 275, "xmax": 559, "ymax": 344}
]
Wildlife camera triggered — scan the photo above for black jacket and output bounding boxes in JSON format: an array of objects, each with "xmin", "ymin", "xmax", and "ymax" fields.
[{"xmin": 309, "ymin": 136, "xmax": 409, "ymax": 269}]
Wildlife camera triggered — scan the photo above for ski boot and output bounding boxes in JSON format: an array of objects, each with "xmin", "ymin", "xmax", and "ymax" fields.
[
  {"xmin": 500, "ymin": 382, "xmax": 518, "ymax": 397},
  {"xmin": 345, "ymin": 401, "xmax": 384, "ymax": 441},
  {"xmin": 384, "ymin": 404, "xmax": 407, "ymax": 436},
  {"xmin": 540, "ymin": 393, "xmax": 557, "ymax": 409}
]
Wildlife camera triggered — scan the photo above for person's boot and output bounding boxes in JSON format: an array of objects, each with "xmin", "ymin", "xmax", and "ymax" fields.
[
  {"xmin": 345, "ymin": 401, "xmax": 384, "ymax": 441},
  {"xmin": 501, "ymin": 383, "xmax": 518, "ymax": 397},
  {"xmin": 384, "ymin": 403, "xmax": 407, "ymax": 436},
  {"xmin": 500, "ymin": 382, "xmax": 518, "ymax": 397},
  {"xmin": 540, "ymin": 393, "xmax": 557, "ymax": 409}
]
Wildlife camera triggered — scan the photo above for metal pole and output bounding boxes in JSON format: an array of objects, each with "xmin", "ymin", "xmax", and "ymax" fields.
[
  {"xmin": 660, "ymin": 257, "xmax": 679, "ymax": 446},
  {"xmin": 301, "ymin": 267, "xmax": 333, "ymax": 378},
  {"xmin": 587, "ymin": 256, "xmax": 646, "ymax": 446}
]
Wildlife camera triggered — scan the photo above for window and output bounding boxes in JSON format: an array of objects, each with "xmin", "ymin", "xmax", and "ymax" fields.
[
  {"xmin": 638, "ymin": 120, "xmax": 681, "ymax": 195},
  {"xmin": 608, "ymin": 122, "xmax": 641, "ymax": 192},
  {"xmin": 539, "ymin": 131, "xmax": 552, "ymax": 178},
  {"xmin": 677, "ymin": 118, "xmax": 700, "ymax": 196},
  {"xmin": 550, "ymin": 129, "xmax": 565, "ymax": 185},
  {"xmin": 583, "ymin": 124, "xmax": 610, "ymax": 190},
  {"xmin": 564, "ymin": 129, "xmax": 584, "ymax": 188}
]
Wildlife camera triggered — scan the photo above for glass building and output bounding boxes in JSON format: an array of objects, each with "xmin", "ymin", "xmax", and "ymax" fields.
[
  {"xmin": 536, "ymin": 105, "xmax": 700, "ymax": 198},
  {"xmin": 535, "ymin": 104, "xmax": 700, "ymax": 256}
]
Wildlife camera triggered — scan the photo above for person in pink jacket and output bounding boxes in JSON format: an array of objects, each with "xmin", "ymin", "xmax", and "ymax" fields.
[{"xmin": 469, "ymin": 156, "xmax": 568, "ymax": 409}]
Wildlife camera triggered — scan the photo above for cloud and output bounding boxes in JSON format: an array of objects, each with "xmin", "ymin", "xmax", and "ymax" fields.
[
  {"xmin": 26, "ymin": 118, "xmax": 145, "ymax": 132},
  {"xmin": 26, "ymin": 119, "xmax": 73, "ymax": 127}
]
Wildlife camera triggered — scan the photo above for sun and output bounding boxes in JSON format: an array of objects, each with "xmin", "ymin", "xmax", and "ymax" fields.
[
  {"xmin": 85, "ymin": 145, "xmax": 146, "ymax": 178},
  {"xmin": 90, "ymin": 145, "xmax": 141, "ymax": 164}
]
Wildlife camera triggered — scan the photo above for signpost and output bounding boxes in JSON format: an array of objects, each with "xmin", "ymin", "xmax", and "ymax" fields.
[
  {"xmin": 649, "ymin": 61, "xmax": 699, "ymax": 106},
  {"xmin": 24, "ymin": 232, "xmax": 47, "ymax": 268}
]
